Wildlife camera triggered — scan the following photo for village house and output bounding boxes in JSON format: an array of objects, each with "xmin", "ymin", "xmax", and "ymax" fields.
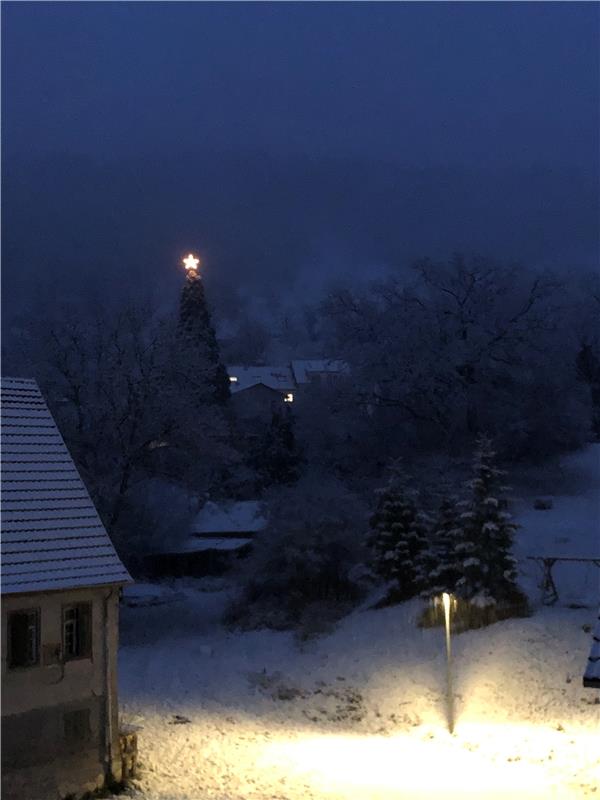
[
  {"xmin": 146, "ymin": 500, "xmax": 267, "ymax": 577},
  {"xmin": 1, "ymin": 377, "xmax": 131, "ymax": 800},
  {"xmin": 227, "ymin": 359, "xmax": 349, "ymax": 419},
  {"xmin": 227, "ymin": 365, "xmax": 296, "ymax": 420}
]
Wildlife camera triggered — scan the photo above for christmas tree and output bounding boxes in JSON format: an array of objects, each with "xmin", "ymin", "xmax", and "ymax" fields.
[
  {"xmin": 455, "ymin": 435, "xmax": 519, "ymax": 606},
  {"xmin": 368, "ymin": 461, "xmax": 428, "ymax": 601},
  {"xmin": 178, "ymin": 254, "xmax": 230, "ymax": 404}
]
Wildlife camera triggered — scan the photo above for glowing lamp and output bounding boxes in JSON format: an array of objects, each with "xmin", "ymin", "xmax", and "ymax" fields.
[
  {"xmin": 284, "ymin": 393, "xmax": 294, "ymax": 403},
  {"xmin": 441, "ymin": 592, "xmax": 456, "ymax": 733},
  {"xmin": 183, "ymin": 253, "xmax": 200, "ymax": 278}
]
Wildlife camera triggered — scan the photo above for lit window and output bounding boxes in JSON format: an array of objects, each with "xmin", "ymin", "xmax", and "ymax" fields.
[
  {"xmin": 284, "ymin": 392, "xmax": 294, "ymax": 403},
  {"xmin": 8, "ymin": 609, "xmax": 40, "ymax": 668},
  {"xmin": 62, "ymin": 603, "xmax": 92, "ymax": 660},
  {"xmin": 229, "ymin": 376, "xmax": 238, "ymax": 383}
]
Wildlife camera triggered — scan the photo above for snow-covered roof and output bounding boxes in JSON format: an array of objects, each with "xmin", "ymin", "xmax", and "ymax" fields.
[
  {"xmin": 191, "ymin": 500, "xmax": 267, "ymax": 535},
  {"xmin": 583, "ymin": 607, "xmax": 600, "ymax": 688},
  {"xmin": 227, "ymin": 366, "xmax": 295, "ymax": 394},
  {"xmin": 291, "ymin": 359, "xmax": 349, "ymax": 384},
  {"xmin": 1, "ymin": 377, "xmax": 131, "ymax": 594}
]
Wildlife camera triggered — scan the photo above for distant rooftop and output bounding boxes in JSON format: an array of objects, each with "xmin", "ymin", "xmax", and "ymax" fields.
[
  {"xmin": 291, "ymin": 359, "xmax": 349, "ymax": 384},
  {"xmin": 191, "ymin": 500, "xmax": 267, "ymax": 536},
  {"xmin": 227, "ymin": 365, "xmax": 295, "ymax": 394},
  {"xmin": 227, "ymin": 360, "xmax": 349, "ymax": 393}
]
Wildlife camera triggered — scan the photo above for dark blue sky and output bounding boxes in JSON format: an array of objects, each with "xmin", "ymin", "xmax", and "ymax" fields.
[
  {"xmin": 3, "ymin": 2, "xmax": 598, "ymax": 168},
  {"xmin": 2, "ymin": 2, "xmax": 599, "ymax": 319}
]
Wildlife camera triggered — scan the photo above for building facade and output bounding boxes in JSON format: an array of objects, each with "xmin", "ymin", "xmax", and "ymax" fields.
[{"xmin": 1, "ymin": 377, "xmax": 131, "ymax": 800}]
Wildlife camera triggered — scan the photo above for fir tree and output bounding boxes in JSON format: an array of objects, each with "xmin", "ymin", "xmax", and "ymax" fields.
[
  {"xmin": 368, "ymin": 461, "xmax": 428, "ymax": 601},
  {"xmin": 421, "ymin": 495, "xmax": 463, "ymax": 598},
  {"xmin": 455, "ymin": 435, "xmax": 519, "ymax": 605},
  {"xmin": 178, "ymin": 272, "xmax": 230, "ymax": 403},
  {"xmin": 251, "ymin": 406, "xmax": 300, "ymax": 487}
]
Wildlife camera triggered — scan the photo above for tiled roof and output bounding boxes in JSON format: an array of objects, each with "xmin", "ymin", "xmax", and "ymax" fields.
[
  {"xmin": 583, "ymin": 606, "xmax": 600, "ymax": 688},
  {"xmin": 1, "ymin": 377, "xmax": 131, "ymax": 594}
]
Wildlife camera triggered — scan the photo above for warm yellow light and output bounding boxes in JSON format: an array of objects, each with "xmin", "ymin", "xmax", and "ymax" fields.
[
  {"xmin": 442, "ymin": 591, "xmax": 455, "ymax": 733},
  {"xmin": 259, "ymin": 728, "xmax": 556, "ymax": 799},
  {"xmin": 183, "ymin": 253, "xmax": 200, "ymax": 273},
  {"xmin": 284, "ymin": 392, "xmax": 294, "ymax": 403}
]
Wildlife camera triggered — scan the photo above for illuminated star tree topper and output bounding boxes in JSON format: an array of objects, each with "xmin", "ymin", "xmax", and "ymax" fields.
[{"xmin": 183, "ymin": 253, "xmax": 200, "ymax": 279}]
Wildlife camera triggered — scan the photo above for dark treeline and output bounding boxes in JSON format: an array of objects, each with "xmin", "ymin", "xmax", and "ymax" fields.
[{"xmin": 4, "ymin": 253, "xmax": 599, "ymax": 633}]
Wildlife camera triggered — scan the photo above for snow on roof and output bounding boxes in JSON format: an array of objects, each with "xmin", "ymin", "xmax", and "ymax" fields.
[
  {"xmin": 191, "ymin": 500, "xmax": 267, "ymax": 535},
  {"xmin": 1, "ymin": 377, "xmax": 131, "ymax": 595},
  {"xmin": 227, "ymin": 366, "xmax": 294, "ymax": 394},
  {"xmin": 227, "ymin": 366, "xmax": 295, "ymax": 394},
  {"xmin": 291, "ymin": 359, "xmax": 349, "ymax": 384},
  {"xmin": 583, "ymin": 607, "xmax": 600, "ymax": 687}
]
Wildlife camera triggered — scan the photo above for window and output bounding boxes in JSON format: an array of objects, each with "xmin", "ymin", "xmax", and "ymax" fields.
[
  {"xmin": 229, "ymin": 376, "xmax": 238, "ymax": 383},
  {"xmin": 63, "ymin": 708, "xmax": 91, "ymax": 744},
  {"xmin": 8, "ymin": 609, "xmax": 40, "ymax": 668},
  {"xmin": 62, "ymin": 603, "xmax": 92, "ymax": 660}
]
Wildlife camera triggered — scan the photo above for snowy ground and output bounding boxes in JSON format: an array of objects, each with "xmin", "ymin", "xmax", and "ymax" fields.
[{"xmin": 118, "ymin": 447, "xmax": 600, "ymax": 800}]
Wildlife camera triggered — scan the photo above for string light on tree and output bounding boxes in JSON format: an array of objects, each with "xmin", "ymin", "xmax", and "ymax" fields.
[{"xmin": 183, "ymin": 253, "xmax": 200, "ymax": 279}]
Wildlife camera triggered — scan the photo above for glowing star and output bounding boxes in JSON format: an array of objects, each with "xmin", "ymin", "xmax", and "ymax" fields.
[{"xmin": 183, "ymin": 253, "xmax": 200, "ymax": 274}]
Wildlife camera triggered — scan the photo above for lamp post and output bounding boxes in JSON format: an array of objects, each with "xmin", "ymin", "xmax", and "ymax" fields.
[{"xmin": 442, "ymin": 592, "xmax": 455, "ymax": 734}]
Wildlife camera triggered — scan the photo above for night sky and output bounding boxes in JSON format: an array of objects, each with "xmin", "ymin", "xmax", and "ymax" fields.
[{"xmin": 2, "ymin": 2, "xmax": 599, "ymax": 318}]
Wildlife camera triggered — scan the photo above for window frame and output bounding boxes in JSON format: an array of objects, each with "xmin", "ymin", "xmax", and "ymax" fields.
[
  {"xmin": 7, "ymin": 607, "xmax": 41, "ymax": 670},
  {"xmin": 61, "ymin": 602, "xmax": 92, "ymax": 662}
]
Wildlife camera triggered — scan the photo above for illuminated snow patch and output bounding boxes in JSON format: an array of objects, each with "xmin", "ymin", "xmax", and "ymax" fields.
[{"xmin": 259, "ymin": 724, "xmax": 590, "ymax": 800}]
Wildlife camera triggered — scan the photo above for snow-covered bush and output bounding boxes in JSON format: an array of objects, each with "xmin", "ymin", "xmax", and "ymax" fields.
[
  {"xmin": 419, "ymin": 436, "xmax": 529, "ymax": 630},
  {"xmin": 367, "ymin": 461, "xmax": 429, "ymax": 605},
  {"xmin": 224, "ymin": 474, "xmax": 368, "ymax": 637},
  {"xmin": 419, "ymin": 495, "xmax": 463, "ymax": 599}
]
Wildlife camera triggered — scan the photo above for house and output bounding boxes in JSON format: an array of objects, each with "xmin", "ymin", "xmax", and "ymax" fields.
[
  {"xmin": 227, "ymin": 365, "xmax": 295, "ymax": 419},
  {"xmin": 583, "ymin": 607, "xmax": 600, "ymax": 688},
  {"xmin": 1, "ymin": 377, "xmax": 131, "ymax": 800},
  {"xmin": 226, "ymin": 360, "xmax": 349, "ymax": 419},
  {"xmin": 146, "ymin": 500, "xmax": 267, "ymax": 577}
]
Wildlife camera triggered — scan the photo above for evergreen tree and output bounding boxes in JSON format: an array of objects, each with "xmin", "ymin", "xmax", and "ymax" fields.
[
  {"xmin": 251, "ymin": 406, "xmax": 300, "ymax": 488},
  {"xmin": 368, "ymin": 461, "xmax": 428, "ymax": 601},
  {"xmin": 421, "ymin": 495, "xmax": 463, "ymax": 598},
  {"xmin": 178, "ymin": 272, "xmax": 230, "ymax": 403},
  {"xmin": 455, "ymin": 435, "xmax": 519, "ymax": 605}
]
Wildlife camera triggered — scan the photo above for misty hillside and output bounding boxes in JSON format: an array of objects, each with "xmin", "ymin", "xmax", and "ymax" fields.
[{"xmin": 2, "ymin": 154, "xmax": 597, "ymax": 323}]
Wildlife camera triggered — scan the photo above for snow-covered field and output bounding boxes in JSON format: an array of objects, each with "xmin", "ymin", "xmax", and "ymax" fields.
[{"xmin": 119, "ymin": 447, "xmax": 600, "ymax": 799}]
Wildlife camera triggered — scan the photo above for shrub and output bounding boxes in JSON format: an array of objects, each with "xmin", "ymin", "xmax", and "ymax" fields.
[{"xmin": 224, "ymin": 474, "xmax": 368, "ymax": 636}]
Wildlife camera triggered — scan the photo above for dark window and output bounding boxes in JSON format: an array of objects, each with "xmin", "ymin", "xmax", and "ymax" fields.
[
  {"xmin": 62, "ymin": 603, "xmax": 91, "ymax": 660},
  {"xmin": 8, "ymin": 609, "xmax": 40, "ymax": 668},
  {"xmin": 63, "ymin": 709, "xmax": 91, "ymax": 744}
]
